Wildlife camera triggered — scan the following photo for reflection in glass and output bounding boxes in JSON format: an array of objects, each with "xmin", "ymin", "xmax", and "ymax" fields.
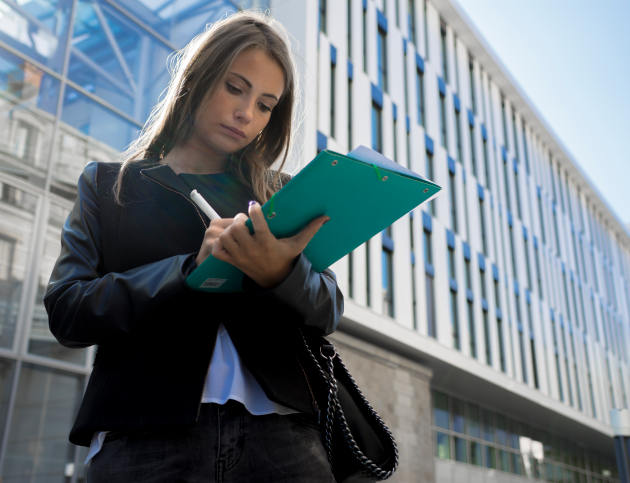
[
  {"xmin": 0, "ymin": 358, "xmax": 15, "ymax": 438},
  {"xmin": 107, "ymin": 0, "xmax": 261, "ymax": 49},
  {"xmin": 469, "ymin": 441, "xmax": 482, "ymax": 466},
  {"xmin": 29, "ymin": 202, "xmax": 87, "ymax": 365},
  {"xmin": 69, "ymin": 0, "xmax": 171, "ymax": 122},
  {"xmin": 1, "ymin": 363, "xmax": 84, "ymax": 482},
  {"xmin": 483, "ymin": 445, "xmax": 496, "ymax": 469},
  {"xmin": 452, "ymin": 397, "xmax": 464, "ymax": 434},
  {"xmin": 0, "ymin": 0, "xmax": 73, "ymax": 72},
  {"xmin": 482, "ymin": 408, "xmax": 494, "ymax": 442},
  {"xmin": 435, "ymin": 431, "xmax": 450, "ymax": 459},
  {"xmin": 434, "ymin": 391, "xmax": 449, "ymax": 429},
  {"xmin": 0, "ymin": 181, "xmax": 37, "ymax": 349},
  {"xmin": 61, "ymin": 85, "xmax": 139, "ymax": 154},
  {"xmin": 466, "ymin": 403, "xmax": 480, "ymax": 438},
  {"xmin": 498, "ymin": 449, "xmax": 509, "ymax": 472},
  {"xmin": 0, "ymin": 47, "xmax": 60, "ymax": 188},
  {"xmin": 50, "ymin": 123, "xmax": 118, "ymax": 201},
  {"xmin": 454, "ymin": 436, "xmax": 467, "ymax": 463},
  {"xmin": 495, "ymin": 414, "xmax": 507, "ymax": 446},
  {"xmin": 511, "ymin": 452, "xmax": 522, "ymax": 475}
]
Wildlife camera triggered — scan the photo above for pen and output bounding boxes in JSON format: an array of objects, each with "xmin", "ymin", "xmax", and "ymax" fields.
[{"xmin": 190, "ymin": 190, "xmax": 221, "ymax": 220}]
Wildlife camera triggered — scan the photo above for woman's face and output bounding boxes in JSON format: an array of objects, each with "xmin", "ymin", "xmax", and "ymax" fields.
[{"xmin": 192, "ymin": 47, "xmax": 285, "ymax": 159}]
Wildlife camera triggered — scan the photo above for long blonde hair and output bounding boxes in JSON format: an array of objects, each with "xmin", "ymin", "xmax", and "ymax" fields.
[{"xmin": 115, "ymin": 9, "xmax": 299, "ymax": 204}]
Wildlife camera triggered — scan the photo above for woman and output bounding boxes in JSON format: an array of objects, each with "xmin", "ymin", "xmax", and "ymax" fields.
[{"xmin": 44, "ymin": 10, "xmax": 342, "ymax": 483}]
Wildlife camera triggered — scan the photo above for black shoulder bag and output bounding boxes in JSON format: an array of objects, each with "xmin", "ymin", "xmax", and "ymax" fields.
[{"xmin": 299, "ymin": 330, "xmax": 398, "ymax": 482}]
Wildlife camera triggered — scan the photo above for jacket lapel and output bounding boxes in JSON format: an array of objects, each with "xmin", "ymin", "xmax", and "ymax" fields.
[{"xmin": 139, "ymin": 163, "xmax": 196, "ymax": 200}]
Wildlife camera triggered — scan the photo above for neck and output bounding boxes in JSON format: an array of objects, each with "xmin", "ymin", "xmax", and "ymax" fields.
[{"xmin": 161, "ymin": 143, "xmax": 230, "ymax": 175}]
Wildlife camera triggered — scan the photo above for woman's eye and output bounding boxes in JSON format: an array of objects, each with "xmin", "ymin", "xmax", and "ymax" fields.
[
  {"xmin": 226, "ymin": 83, "xmax": 241, "ymax": 94},
  {"xmin": 259, "ymin": 103, "xmax": 272, "ymax": 113}
]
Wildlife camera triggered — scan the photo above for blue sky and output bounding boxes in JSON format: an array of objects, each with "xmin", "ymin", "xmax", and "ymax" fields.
[{"xmin": 454, "ymin": 0, "xmax": 630, "ymax": 227}]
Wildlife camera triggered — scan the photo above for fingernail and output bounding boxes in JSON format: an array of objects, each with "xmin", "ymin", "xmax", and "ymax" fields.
[
  {"xmin": 248, "ymin": 201, "xmax": 256, "ymax": 207},
  {"xmin": 323, "ymin": 218, "xmax": 330, "ymax": 225}
]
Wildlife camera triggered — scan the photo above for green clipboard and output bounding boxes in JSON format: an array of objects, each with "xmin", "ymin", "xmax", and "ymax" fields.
[{"xmin": 185, "ymin": 145, "xmax": 442, "ymax": 293}]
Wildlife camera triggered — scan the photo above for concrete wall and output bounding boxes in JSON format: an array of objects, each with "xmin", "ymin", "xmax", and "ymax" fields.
[{"xmin": 328, "ymin": 330, "xmax": 434, "ymax": 483}]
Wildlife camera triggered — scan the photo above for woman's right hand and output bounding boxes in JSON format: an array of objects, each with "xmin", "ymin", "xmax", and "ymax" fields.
[{"xmin": 196, "ymin": 218, "xmax": 234, "ymax": 267}]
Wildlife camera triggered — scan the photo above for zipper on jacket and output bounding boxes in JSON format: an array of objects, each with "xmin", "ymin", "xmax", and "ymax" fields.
[
  {"xmin": 141, "ymin": 173, "xmax": 208, "ymax": 230},
  {"xmin": 142, "ymin": 171, "xmax": 211, "ymax": 421},
  {"xmin": 293, "ymin": 349, "xmax": 321, "ymax": 424}
]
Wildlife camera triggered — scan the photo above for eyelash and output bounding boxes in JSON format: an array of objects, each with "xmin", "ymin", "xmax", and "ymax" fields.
[{"xmin": 226, "ymin": 82, "xmax": 272, "ymax": 113}]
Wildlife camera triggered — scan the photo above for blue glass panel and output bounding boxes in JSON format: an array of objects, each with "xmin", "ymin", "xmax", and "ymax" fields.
[
  {"xmin": 0, "ymin": 47, "xmax": 60, "ymax": 186},
  {"xmin": 317, "ymin": 130, "xmax": 327, "ymax": 152},
  {"xmin": 69, "ymin": 0, "xmax": 172, "ymax": 122},
  {"xmin": 0, "ymin": 0, "xmax": 73, "ymax": 72},
  {"xmin": 107, "ymin": 0, "xmax": 248, "ymax": 49},
  {"xmin": 61, "ymin": 85, "xmax": 140, "ymax": 152}
]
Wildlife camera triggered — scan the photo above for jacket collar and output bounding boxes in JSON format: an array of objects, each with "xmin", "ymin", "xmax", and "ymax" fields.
[{"xmin": 139, "ymin": 163, "xmax": 195, "ymax": 201}]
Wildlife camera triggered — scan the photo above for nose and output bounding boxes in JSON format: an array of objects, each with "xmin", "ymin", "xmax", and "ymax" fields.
[{"xmin": 235, "ymin": 96, "xmax": 254, "ymax": 124}]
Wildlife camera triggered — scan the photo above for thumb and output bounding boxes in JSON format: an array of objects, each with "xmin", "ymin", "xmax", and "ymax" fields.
[{"xmin": 291, "ymin": 215, "xmax": 330, "ymax": 250}]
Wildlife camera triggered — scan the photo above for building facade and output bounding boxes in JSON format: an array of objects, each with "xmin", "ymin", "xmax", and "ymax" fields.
[{"xmin": 0, "ymin": 0, "xmax": 627, "ymax": 481}]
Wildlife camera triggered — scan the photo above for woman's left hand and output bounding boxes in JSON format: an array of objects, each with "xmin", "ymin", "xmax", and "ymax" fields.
[{"xmin": 212, "ymin": 201, "xmax": 330, "ymax": 289}]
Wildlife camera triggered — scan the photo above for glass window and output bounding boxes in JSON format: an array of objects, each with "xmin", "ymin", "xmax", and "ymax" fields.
[
  {"xmin": 484, "ymin": 445, "xmax": 496, "ymax": 469},
  {"xmin": 450, "ymin": 291, "xmax": 459, "ymax": 350},
  {"xmin": 482, "ymin": 408, "xmax": 494, "ymax": 442},
  {"xmin": 454, "ymin": 436, "xmax": 467, "ymax": 463},
  {"xmin": 434, "ymin": 391, "xmax": 449, "ymax": 429},
  {"xmin": 499, "ymin": 449, "xmax": 510, "ymax": 472},
  {"xmin": 319, "ymin": 0, "xmax": 327, "ymax": 33},
  {"xmin": 61, "ymin": 85, "xmax": 141, "ymax": 153},
  {"xmin": 69, "ymin": 0, "xmax": 173, "ymax": 123},
  {"xmin": 381, "ymin": 248, "xmax": 394, "ymax": 318},
  {"xmin": 466, "ymin": 403, "xmax": 480, "ymax": 438},
  {"xmin": 28, "ymin": 203, "xmax": 88, "ymax": 365},
  {"xmin": 50, "ymin": 122, "xmax": 119, "ymax": 202},
  {"xmin": 371, "ymin": 103, "xmax": 382, "ymax": 153},
  {"xmin": 469, "ymin": 58, "xmax": 476, "ymax": 114},
  {"xmin": 425, "ymin": 152, "xmax": 434, "ymax": 214},
  {"xmin": 511, "ymin": 452, "xmax": 523, "ymax": 475},
  {"xmin": 455, "ymin": 109, "xmax": 462, "ymax": 162},
  {"xmin": 424, "ymin": 230, "xmax": 432, "ymax": 264},
  {"xmin": 377, "ymin": 27, "xmax": 387, "ymax": 92},
  {"xmin": 0, "ymin": 363, "xmax": 84, "ymax": 482},
  {"xmin": 416, "ymin": 68, "xmax": 424, "ymax": 127},
  {"xmin": 440, "ymin": 21, "xmax": 448, "ymax": 84},
  {"xmin": 495, "ymin": 414, "xmax": 507, "ymax": 446},
  {"xmin": 426, "ymin": 273, "xmax": 436, "ymax": 338},
  {"xmin": 330, "ymin": 61, "xmax": 336, "ymax": 139},
  {"xmin": 0, "ymin": 49, "xmax": 60, "ymax": 188},
  {"xmin": 438, "ymin": 92, "xmax": 447, "ymax": 148},
  {"xmin": 0, "ymin": 358, "xmax": 15, "ymax": 437},
  {"xmin": 436, "ymin": 431, "xmax": 451, "ymax": 459},
  {"xmin": 452, "ymin": 397, "xmax": 465, "ymax": 434},
  {"xmin": 0, "ymin": 0, "xmax": 73, "ymax": 73},
  {"xmin": 449, "ymin": 172, "xmax": 457, "ymax": 233},
  {"xmin": 107, "ymin": 0, "xmax": 247, "ymax": 49},
  {"xmin": 470, "ymin": 441, "xmax": 482, "ymax": 466},
  {"xmin": 0, "ymin": 182, "xmax": 38, "ymax": 349},
  {"xmin": 407, "ymin": 0, "xmax": 416, "ymax": 44}
]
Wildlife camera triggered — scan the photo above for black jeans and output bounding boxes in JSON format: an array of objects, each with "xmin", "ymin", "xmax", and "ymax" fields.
[{"xmin": 87, "ymin": 400, "xmax": 336, "ymax": 482}]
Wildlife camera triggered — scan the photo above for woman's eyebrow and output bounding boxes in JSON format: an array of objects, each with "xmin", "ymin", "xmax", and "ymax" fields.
[{"xmin": 228, "ymin": 72, "xmax": 279, "ymax": 101}]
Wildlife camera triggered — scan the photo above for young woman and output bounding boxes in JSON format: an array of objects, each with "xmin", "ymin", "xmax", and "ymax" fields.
[{"xmin": 44, "ymin": 10, "xmax": 342, "ymax": 482}]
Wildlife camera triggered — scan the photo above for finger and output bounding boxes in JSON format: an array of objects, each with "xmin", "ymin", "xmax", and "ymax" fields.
[
  {"xmin": 212, "ymin": 237, "xmax": 232, "ymax": 263},
  {"xmin": 230, "ymin": 213, "xmax": 255, "ymax": 249},
  {"xmin": 247, "ymin": 202, "xmax": 274, "ymax": 245},
  {"xmin": 289, "ymin": 215, "xmax": 329, "ymax": 252},
  {"xmin": 219, "ymin": 225, "xmax": 239, "ymax": 248}
]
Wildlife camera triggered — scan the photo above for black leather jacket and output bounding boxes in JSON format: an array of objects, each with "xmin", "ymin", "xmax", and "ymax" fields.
[{"xmin": 44, "ymin": 161, "xmax": 343, "ymax": 447}]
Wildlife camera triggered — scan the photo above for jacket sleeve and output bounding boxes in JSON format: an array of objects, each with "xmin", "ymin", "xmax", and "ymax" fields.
[
  {"xmin": 44, "ymin": 162, "xmax": 198, "ymax": 349},
  {"xmin": 241, "ymin": 171, "xmax": 344, "ymax": 336}
]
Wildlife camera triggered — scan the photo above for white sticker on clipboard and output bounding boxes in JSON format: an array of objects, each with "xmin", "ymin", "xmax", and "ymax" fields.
[{"xmin": 200, "ymin": 278, "xmax": 228, "ymax": 289}]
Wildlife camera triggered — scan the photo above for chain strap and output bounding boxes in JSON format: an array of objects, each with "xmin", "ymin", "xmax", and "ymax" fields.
[{"xmin": 299, "ymin": 330, "xmax": 398, "ymax": 480}]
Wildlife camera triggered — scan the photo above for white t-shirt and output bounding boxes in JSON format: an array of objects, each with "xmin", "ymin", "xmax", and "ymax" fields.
[{"xmin": 84, "ymin": 323, "xmax": 297, "ymax": 465}]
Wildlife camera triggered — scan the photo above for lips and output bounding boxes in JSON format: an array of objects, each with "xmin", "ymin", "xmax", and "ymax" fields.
[{"xmin": 221, "ymin": 125, "xmax": 246, "ymax": 138}]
